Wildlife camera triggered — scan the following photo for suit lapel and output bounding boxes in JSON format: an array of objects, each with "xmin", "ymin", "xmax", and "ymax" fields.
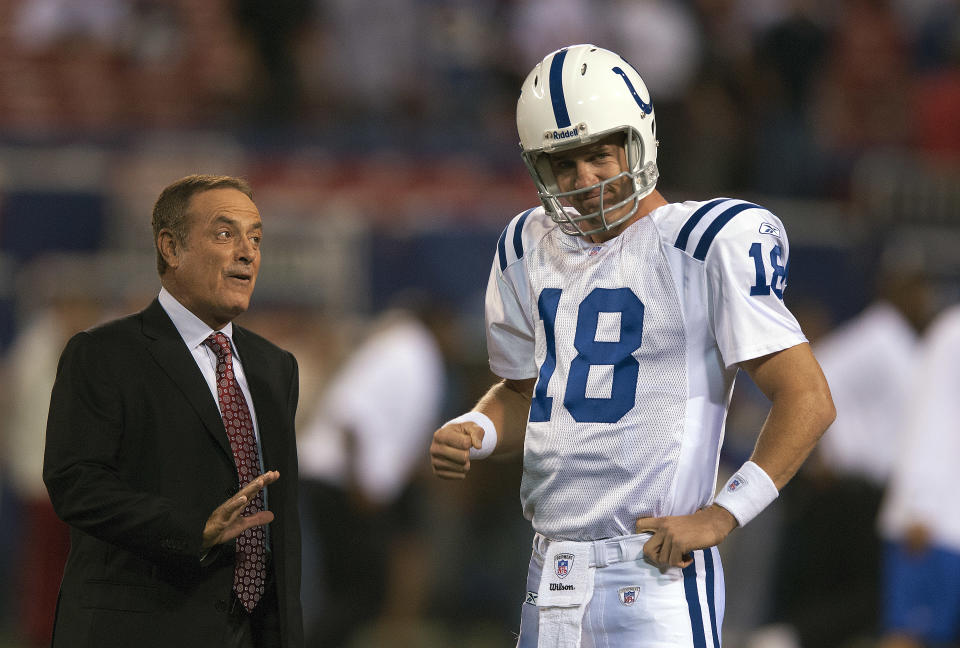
[
  {"xmin": 232, "ymin": 328, "xmax": 282, "ymax": 471},
  {"xmin": 140, "ymin": 299, "xmax": 234, "ymax": 463}
]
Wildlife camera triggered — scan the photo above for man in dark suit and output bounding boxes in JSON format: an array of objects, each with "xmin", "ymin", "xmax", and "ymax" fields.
[{"xmin": 43, "ymin": 174, "xmax": 303, "ymax": 648}]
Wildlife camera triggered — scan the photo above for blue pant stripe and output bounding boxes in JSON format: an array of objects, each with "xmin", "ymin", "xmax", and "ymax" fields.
[
  {"xmin": 683, "ymin": 552, "xmax": 708, "ymax": 648},
  {"xmin": 704, "ymin": 547, "xmax": 721, "ymax": 647}
]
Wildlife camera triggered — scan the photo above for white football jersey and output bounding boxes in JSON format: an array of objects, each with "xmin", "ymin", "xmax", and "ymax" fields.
[{"xmin": 485, "ymin": 198, "xmax": 807, "ymax": 541}]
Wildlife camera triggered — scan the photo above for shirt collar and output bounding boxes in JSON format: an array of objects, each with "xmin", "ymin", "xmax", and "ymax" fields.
[{"xmin": 158, "ymin": 287, "xmax": 234, "ymax": 351}]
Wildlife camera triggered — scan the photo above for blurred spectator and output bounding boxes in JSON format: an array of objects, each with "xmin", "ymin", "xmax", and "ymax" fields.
[
  {"xmin": 907, "ymin": 0, "xmax": 958, "ymax": 71},
  {"xmin": 607, "ymin": 0, "xmax": 701, "ymax": 103},
  {"xmin": 749, "ymin": 0, "xmax": 830, "ymax": 195},
  {"xmin": 912, "ymin": 14, "xmax": 960, "ymax": 158},
  {"xmin": 815, "ymin": 266, "xmax": 933, "ymax": 484},
  {"xmin": 877, "ymin": 303, "xmax": 960, "ymax": 648},
  {"xmin": 1, "ymin": 291, "xmax": 102, "ymax": 647},
  {"xmin": 12, "ymin": 0, "xmax": 128, "ymax": 51},
  {"xmin": 811, "ymin": 0, "xmax": 912, "ymax": 195},
  {"xmin": 231, "ymin": 0, "xmax": 313, "ymax": 124},
  {"xmin": 297, "ymin": 302, "xmax": 451, "ymax": 647},
  {"xmin": 507, "ymin": 0, "xmax": 601, "ymax": 75},
  {"xmin": 422, "ymin": 0, "xmax": 511, "ymax": 129},
  {"xmin": 313, "ymin": 0, "xmax": 425, "ymax": 125},
  {"xmin": 767, "ymin": 255, "xmax": 934, "ymax": 647}
]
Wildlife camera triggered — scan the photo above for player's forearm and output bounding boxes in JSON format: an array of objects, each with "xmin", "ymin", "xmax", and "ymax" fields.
[
  {"xmin": 473, "ymin": 378, "xmax": 534, "ymax": 455},
  {"xmin": 749, "ymin": 382, "xmax": 835, "ymax": 489}
]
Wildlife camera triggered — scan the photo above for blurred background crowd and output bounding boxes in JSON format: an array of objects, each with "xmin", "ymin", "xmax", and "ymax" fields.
[{"xmin": 0, "ymin": 0, "xmax": 959, "ymax": 646}]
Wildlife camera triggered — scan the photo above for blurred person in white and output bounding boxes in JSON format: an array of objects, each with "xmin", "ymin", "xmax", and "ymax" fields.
[
  {"xmin": 877, "ymin": 302, "xmax": 960, "ymax": 648},
  {"xmin": 1, "ymin": 265, "xmax": 103, "ymax": 647},
  {"xmin": 298, "ymin": 300, "xmax": 449, "ymax": 647},
  {"xmin": 767, "ymin": 256, "xmax": 935, "ymax": 647},
  {"xmin": 815, "ymin": 266, "xmax": 932, "ymax": 485},
  {"xmin": 317, "ymin": 0, "xmax": 422, "ymax": 120},
  {"xmin": 508, "ymin": 0, "xmax": 600, "ymax": 78},
  {"xmin": 606, "ymin": 0, "xmax": 700, "ymax": 104},
  {"xmin": 13, "ymin": 0, "xmax": 128, "ymax": 51},
  {"xmin": 429, "ymin": 44, "xmax": 835, "ymax": 648}
]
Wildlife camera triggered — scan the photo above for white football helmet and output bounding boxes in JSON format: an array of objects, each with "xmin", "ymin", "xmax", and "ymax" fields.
[{"xmin": 516, "ymin": 44, "xmax": 659, "ymax": 236}]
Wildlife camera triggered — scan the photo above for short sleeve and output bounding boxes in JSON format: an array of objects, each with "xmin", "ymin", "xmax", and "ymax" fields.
[
  {"xmin": 485, "ymin": 212, "xmax": 539, "ymax": 380},
  {"xmin": 704, "ymin": 208, "xmax": 807, "ymax": 367}
]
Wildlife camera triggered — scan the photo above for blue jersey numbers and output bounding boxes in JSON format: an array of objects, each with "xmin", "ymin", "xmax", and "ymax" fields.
[
  {"xmin": 748, "ymin": 242, "xmax": 787, "ymax": 299},
  {"xmin": 530, "ymin": 287, "xmax": 645, "ymax": 424},
  {"xmin": 529, "ymin": 289, "xmax": 562, "ymax": 422}
]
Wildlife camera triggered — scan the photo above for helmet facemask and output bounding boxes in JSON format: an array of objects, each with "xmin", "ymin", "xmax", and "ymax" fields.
[{"xmin": 522, "ymin": 126, "xmax": 659, "ymax": 237}]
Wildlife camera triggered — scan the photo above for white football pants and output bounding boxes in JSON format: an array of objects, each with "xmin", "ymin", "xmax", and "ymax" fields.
[{"xmin": 517, "ymin": 533, "xmax": 725, "ymax": 648}]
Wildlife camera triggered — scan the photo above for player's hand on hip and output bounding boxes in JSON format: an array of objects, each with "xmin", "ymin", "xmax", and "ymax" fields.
[
  {"xmin": 635, "ymin": 504, "xmax": 738, "ymax": 573},
  {"xmin": 430, "ymin": 422, "xmax": 484, "ymax": 479},
  {"xmin": 202, "ymin": 470, "xmax": 279, "ymax": 551}
]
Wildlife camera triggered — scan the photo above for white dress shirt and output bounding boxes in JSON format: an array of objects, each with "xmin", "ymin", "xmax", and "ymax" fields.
[
  {"xmin": 814, "ymin": 302, "xmax": 919, "ymax": 485},
  {"xmin": 879, "ymin": 304, "xmax": 960, "ymax": 551},
  {"xmin": 157, "ymin": 288, "xmax": 266, "ymax": 477}
]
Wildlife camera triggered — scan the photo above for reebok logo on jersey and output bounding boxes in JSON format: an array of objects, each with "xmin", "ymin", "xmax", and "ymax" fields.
[
  {"xmin": 525, "ymin": 591, "xmax": 538, "ymax": 606},
  {"xmin": 759, "ymin": 222, "xmax": 781, "ymax": 237},
  {"xmin": 618, "ymin": 587, "xmax": 639, "ymax": 606}
]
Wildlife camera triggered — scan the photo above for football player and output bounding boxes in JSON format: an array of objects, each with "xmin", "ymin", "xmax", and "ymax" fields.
[{"xmin": 430, "ymin": 44, "xmax": 835, "ymax": 647}]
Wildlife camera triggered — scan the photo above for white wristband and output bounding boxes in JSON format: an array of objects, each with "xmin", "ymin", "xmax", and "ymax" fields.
[
  {"xmin": 714, "ymin": 461, "xmax": 779, "ymax": 527},
  {"xmin": 445, "ymin": 411, "xmax": 498, "ymax": 460}
]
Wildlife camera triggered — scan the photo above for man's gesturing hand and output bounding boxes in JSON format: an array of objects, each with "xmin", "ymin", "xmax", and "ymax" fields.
[
  {"xmin": 430, "ymin": 422, "xmax": 485, "ymax": 479},
  {"xmin": 636, "ymin": 504, "xmax": 738, "ymax": 573},
  {"xmin": 202, "ymin": 471, "xmax": 279, "ymax": 551}
]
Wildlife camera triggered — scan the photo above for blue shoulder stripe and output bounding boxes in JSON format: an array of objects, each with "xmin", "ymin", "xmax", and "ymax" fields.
[
  {"xmin": 497, "ymin": 224, "xmax": 509, "ymax": 272},
  {"xmin": 497, "ymin": 208, "xmax": 536, "ymax": 272},
  {"xmin": 674, "ymin": 198, "xmax": 730, "ymax": 253},
  {"xmin": 513, "ymin": 208, "xmax": 534, "ymax": 260},
  {"xmin": 693, "ymin": 202, "xmax": 759, "ymax": 261},
  {"xmin": 549, "ymin": 49, "xmax": 571, "ymax": 128}
]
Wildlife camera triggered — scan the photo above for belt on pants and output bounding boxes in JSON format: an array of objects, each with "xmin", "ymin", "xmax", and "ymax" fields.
[{"xmin": 533, "ymin": 532, "xmax": 653, "ymax": 568}]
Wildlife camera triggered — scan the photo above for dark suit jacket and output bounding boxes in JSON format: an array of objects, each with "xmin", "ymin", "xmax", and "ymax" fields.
[{"xmin": 43, "ymin": 299, "xmax": 303, "ymax": 648}]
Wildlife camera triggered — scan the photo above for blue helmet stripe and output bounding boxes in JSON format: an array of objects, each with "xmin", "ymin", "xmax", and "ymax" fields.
[
  {"xmin": 693, "ymin": 202, "xmax": 760, "ymax": 261},
  {"xmin": 549, "ymin": 49, "xmax": 571, "ymax": 128},
  {"xmin": 674, "ymin": 198, "xmax": 730, "ymax": 253}
]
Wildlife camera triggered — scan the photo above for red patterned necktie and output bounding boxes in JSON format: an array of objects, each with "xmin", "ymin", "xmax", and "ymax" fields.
[{"xmin": 204, "ymin": 332, "xmax": 266, "ymax": 612}]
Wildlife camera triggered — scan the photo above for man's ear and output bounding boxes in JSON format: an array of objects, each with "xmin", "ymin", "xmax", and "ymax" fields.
[{"xmin": 158, "ymin": 230, "xmax": 181, "ymax": 270}]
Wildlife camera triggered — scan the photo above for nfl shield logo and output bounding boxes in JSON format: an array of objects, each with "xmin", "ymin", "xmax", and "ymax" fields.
[
  {"xmin": 555, "ymin": 552, "xmax": 574, "ymax": 579},
  {"xmin": 618, "ymin": 587, "xmax": 638, "ymax": 606},
  {"xmin": 728, "ymin": 473, "xmax": 746, "ymax": 492}
]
